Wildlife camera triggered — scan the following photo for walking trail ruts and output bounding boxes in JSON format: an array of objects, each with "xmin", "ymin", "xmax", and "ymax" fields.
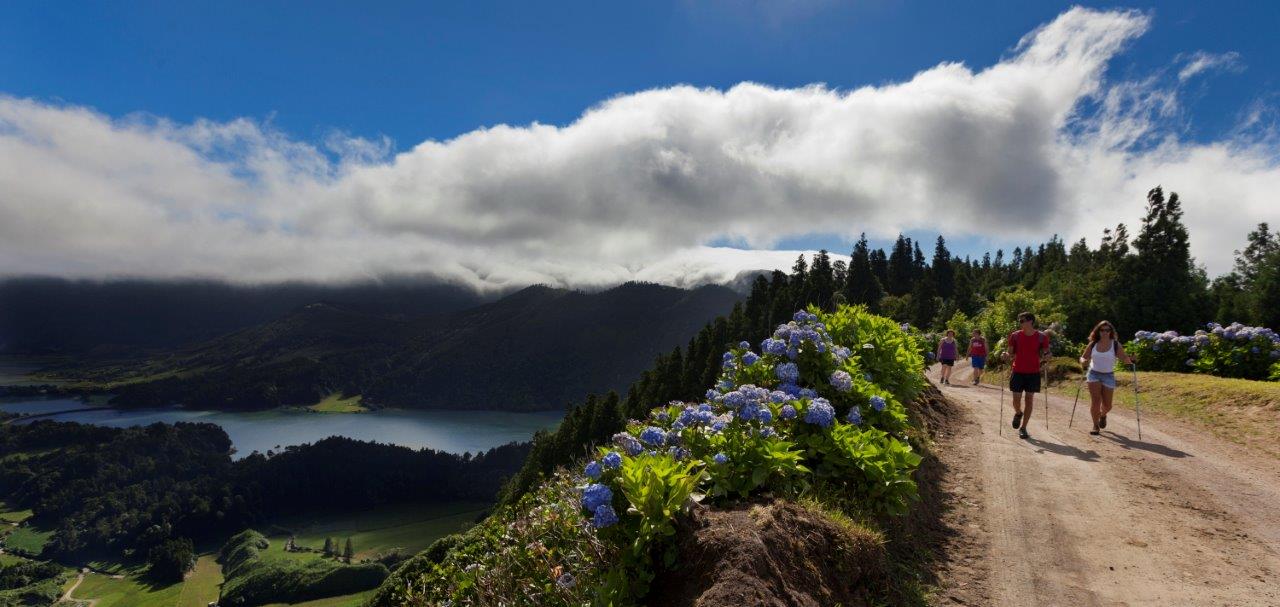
[{"xmin": 927, "ymin": 361, "xmax": 1280, "ymax": 606}]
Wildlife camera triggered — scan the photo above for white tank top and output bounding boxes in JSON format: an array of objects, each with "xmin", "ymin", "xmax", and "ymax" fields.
[{"xmin": 1090, "ymin": 341, "xmax": 1117, "ymax": 373}]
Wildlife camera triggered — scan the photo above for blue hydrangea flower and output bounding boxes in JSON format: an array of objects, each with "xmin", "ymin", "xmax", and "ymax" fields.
[
  {"xmin": 798, "ymin": 388, "xmax": 817, "ymax": 399},
  {"xmin": 847, "ymin": 406, "xmax": 863, "ymax": 425},
  {"xmin": 581, "ymin": 483, "xmax": 613, "ymax": 512},
  {"xmin": 739, "ymin": 340, "xmax": 751, "ymax": 349},
  {"xmin": 640, "ymin": 426, "xmax": 666, "ymax": 447},
  {"xmin": 804, "ymin": 398, "xmax": 836, "ymax": 428},
  {"xmin": 869, "ymin": 395, "xmax": 886, "ymax": 412},
  {"xmin": 717, "ymin": 379, "xmax": 734, "ymax": 391},
  {"xmin": 780, "ymin": 404, "xmax": 797, "ymax": 420},
  {"xmin": 760, "ymin": 427, "xmax": 777, "ymax": 438},
  {"xmin": 769, "ymin": 390, "xmax": 789, "ymax": 403},
  {"xmin": 830, "ymin": 370, "xmax": 853, "ymax": 392},
  {"xmin": 557, "ymin": 573, "xmax": 576, "ymax": 589},
  {"xmin": 762, "ymin": 338, "xmax": 788, "ymax": 356},
  {"xmin": 584, "ymin": 460, "xmax": 602, "ymax": 479},
  {"xmin": 602, "ymin": 451, "xmax": 622, "ymax": 469},
  {"xmin": 757, "ymin": 408, "xmax": 773, "ymax": 423},
  {"xmin": 1185, "ymin": 358, "xmax": 1195, "ymax": 366},
  {"xmin": 612, "ymin": 432, "xmax": 643, "ymax": 456},
  {"xmin": 743, "ymin": 352, "xmax": 760, "ymax": 366},
  {"xmin": 655, "ymin": 410, "xmax": 669, "ymax": 422},
  {"xmin": 779, "ymin": 382, "xmax": 801, "ymax": 397},
  {"xmin": 592, "ymin": 503, "xmax": 619, "ymax": 528},
  {"xmin": 706, "ymin": 389, "xmax": 721, "ymax": 400},
  {"xmin": 775, "ymin": 362, "xmax": 799, "ymax": 383},
  {"xmin": 713, "ymin": 452, "xmax": 729, "ymax": 464}
]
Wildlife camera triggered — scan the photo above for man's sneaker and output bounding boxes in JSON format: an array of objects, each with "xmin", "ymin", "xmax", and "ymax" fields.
[
  {"xmin": 1012, "ymin": 411, "xmax": 1023, "ymax": 429},
  {"xmin": 1019, "ymin": 427, "xmax": 1030, "ymax": 439},
  {"xmin": 1099, "ymin": 415, "xmax": 1107, "ymax": 429}
]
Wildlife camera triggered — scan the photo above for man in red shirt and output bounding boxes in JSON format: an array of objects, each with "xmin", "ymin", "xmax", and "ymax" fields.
[{"xmin": 1002, "ymin": 311, "xmax": 1050, "ymax": 439}]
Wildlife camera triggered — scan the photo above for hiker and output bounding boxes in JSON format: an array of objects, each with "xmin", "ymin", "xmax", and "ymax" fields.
[
  {"xmin": 1079, "ymin": 320, "xmax": 1135, "ymax": 435},
  {"xmin": 968, "ymin": 329, "xmax": 988, "ymax": 385},
  {"xmin": 936, "ymin": 330, "xmax": 958, "ymax": 385},
  {"xmin": 1001, "ymin": 312, "xmax": 1050, "ymax": 439}
]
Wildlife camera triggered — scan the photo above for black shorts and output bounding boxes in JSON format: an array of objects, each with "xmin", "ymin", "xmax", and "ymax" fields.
[
  {"xmin": 1009, "ymin": 372, "xmax": 1041, "ymax": 393},
  {"xmin": 940, "ymin": 359, "xmax": 955, "ymax": 366}
]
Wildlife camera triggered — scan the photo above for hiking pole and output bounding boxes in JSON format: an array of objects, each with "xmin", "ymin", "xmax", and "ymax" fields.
[
  {"xmin": 1068, "ymin": 362, "xmax": 1084, "ymax": 428},
  {"xmin": 998, "ymin": 367, "xmax": 1005, "ymax": 437},
  {"xmin": 1042, "ymin": 368, "xmax": 1049, "ymax": 429},
  {"xmin": 1135, "ymin": 371, "xmax": 1144, "ymax": 440}
]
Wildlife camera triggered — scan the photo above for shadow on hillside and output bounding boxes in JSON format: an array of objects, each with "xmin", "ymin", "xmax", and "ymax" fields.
[{"xmin": 1102, "ymin": 432, "xmax": 1192, "ymax": 458}]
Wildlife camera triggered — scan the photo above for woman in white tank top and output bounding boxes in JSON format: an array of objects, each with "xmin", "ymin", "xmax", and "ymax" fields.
[{"xmin": 1078, "ymin": 320, "xmax": 1136, "ymax": 435}]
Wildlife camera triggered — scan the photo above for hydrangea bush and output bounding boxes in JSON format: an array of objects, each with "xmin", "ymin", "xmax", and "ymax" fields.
[
  {"xmin": 1129, "ymin": 322, "xmax": 1280, "ymax": 380},
  {"xmin": 578, "ymin": 306, "xmax": 925, "ymax": 602},
  {"xmin": 397, "ymin": 305, "xmax": 929, "ymax": 606}
]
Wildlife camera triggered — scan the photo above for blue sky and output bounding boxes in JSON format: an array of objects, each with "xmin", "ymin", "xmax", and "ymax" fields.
[{"xmin": 1, "ymin": 2, "xmax": 1277, "ymax": 287}]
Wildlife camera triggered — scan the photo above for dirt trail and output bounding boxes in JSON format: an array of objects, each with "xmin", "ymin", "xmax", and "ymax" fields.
[
  {"xmin": 929, "ymin": 362, "xmax": 1280, "ymax": 606},
  {"xmin": 59, "ymin": 571, "xmax": 98, "ymax": 607}
]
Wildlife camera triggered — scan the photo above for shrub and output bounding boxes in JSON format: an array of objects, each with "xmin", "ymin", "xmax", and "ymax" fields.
[
  {"xmin": 1130, "ymin": 322, "xmax": 1280, "ymax": 380},
  {"xmin": 147, "ymin": 537, "xmax": 196, "ymax": 582}
]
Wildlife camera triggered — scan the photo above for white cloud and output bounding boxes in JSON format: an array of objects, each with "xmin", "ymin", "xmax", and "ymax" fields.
[
  {"xmin": 1178, "ymin": 50, "xmax": 1244, "ymax": 82},
  {"xmin": 0, "ymin": 7, "xmax": 1277, "ymax": 292}
]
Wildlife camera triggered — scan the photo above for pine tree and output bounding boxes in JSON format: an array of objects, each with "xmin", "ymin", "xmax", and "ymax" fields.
[
  {"xmin": 323, "ymin": 537, "xmax": 333, "ymax": 556},
  {"xmin": 909, "ymin": 270, "xmax": 940, "ymax": 329},
  {"xmin": 1124, "ymin": 187, "xmax": 1205, "ymax": 333},
  {"xmin": 843, "ymin": 233, "xmax": 885, "ymax": 311},
  {"xmin": 887, "ymin": 235, "xmax": 914, "ymax": 295},
  {"xmin": 808, "ymin": 250, "xmax": 837, "ymax": 309},
  {"xmin": 869, "ymin": 248, "xmax": 889, "ymax": 288},
  {"xmin": 343, "ymin": 538, "xmax": 354, "ymax": 562},
  {"xmin": 932, "ymin": 236, "xmax": 954, "ymax": 298}
]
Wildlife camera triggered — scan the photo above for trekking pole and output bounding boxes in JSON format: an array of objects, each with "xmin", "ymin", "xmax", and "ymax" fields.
[
  {"xmin": 1068, "ymin": 362, "xmax": 1083, "ymax": 428},
  {"xmin": 1042, "ymin": 368, "xmax": 1049, "ymax": 429},
  {"xmin": 998, "ymin": 366, "xmax": 1005, "ymax": 437},
  {"xmin": 1135, "ymin": 372, "xmax": 1144, "ymax": 440}
]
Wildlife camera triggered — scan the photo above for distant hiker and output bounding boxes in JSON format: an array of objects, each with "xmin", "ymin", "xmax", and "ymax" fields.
[
  {"xmin": 1079, "ymin": 320, "xmax": 1135, "ymax": 435},
  {"xmin": 936, "ymin": 330, "xmax": 958, "ymax": 385},
  {"xmin": 968, "ymin": 329, "xmax": 988, "ymax": 386},
  {"xmin": 1002, "ymin": 312, "xmax": 1050, "ymax": 439}
]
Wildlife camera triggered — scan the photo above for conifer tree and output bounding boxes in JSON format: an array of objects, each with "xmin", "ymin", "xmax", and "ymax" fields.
[
  {"xmin": 932, "ymin": 236, "xmax": 954, "ymax": 298},
  {"xmin": 843, "ymin": 233, "xmax": 885, "ymax": 311},
  {"xmin": 343, "ymin": 538, "xmax": 354, "ymax": 562}
]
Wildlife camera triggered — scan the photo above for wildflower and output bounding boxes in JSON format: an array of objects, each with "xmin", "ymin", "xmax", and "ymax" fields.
[
  {"xmin": 780, "ymin": 404, "xmax": 797, "ymax": 420},
  {"xmin": 640, "ymin": 426, "xmax": 666, "ymax": 446},
  {"xmin": 581, "ymin": 483, "xmax": 613, "ymax": 512},
  {"xmin": 847, "ymin": 406, "xmax": 863, "ymax": 425},
  {"xmin": 805, "ymin": 398, "xmax": 836, "ymax": 428},
  {"xmin": 602, "ymin": 451, "xmax": 622, "ymax": 469},
  {"xmin": 713, "ymin": 453, "xmax": 729, "ymax": 464},
  {"xmin": 743, "ymin": 352, "xmax": 760, "ymax": 366},
  {"xmin": 830, "ymin": 370, "xmax": 853, "ymax": 392},
  {"xmin": 592, "ymin": 504, "xmax": 619, "ymax": 528},
  {"xmin": 557, "ymin": 573, "xmax": 576, "ymax": 589},
  {"xmin": 869, "ymin": 395, "xmax": 886, "ymax": 412},
  {"xmin": 584, "ymin": 461, "xmax": 602, "ymax": 479},
  {"xmin": 775, "ymin": 362, "xmax": 800, "ymax": 383},
  {"xmin": 612, "ymin": 432, "xmax": 644, "ymax": 456}
]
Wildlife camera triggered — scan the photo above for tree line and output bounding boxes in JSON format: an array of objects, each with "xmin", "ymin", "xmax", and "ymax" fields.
[{"xmin": 0, "ymin": 421, "xmax": 528, "ymax": 577}]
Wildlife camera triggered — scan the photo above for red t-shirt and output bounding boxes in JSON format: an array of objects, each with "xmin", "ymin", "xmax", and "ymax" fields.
[
  {"xmin": 969, "ymin": 337, "xmax": 987, "ymax": 356},
  {"xmin": 1007, "ymin": 330, "xmax": 1049, "ymax": 374}
]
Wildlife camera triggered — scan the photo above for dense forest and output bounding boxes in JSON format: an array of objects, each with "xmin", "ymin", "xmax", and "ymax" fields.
[
  {"xmin": 38, "ymin": 282, "xmax": 741, "ymax": 412},
  {"xmin": 500, "ymin": 187, "xmax": 1279, "ymax": 503},
  {"xmin": 0, "ymin": 421, "xmax": 528, "ymax": 574}
]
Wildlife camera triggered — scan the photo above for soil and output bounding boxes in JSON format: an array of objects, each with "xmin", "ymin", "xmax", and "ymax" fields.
[
  {"xmin": 928, "ymin": 361, "xmax": 1280, "ymax": 606},
  {"xmin": 646, "ymin": 499, "xmax": 885, "ymax": 607}
]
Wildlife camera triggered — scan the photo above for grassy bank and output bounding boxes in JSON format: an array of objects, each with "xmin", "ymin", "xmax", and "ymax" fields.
[{"xmin": 308, "ymin": 393, "xmax": 367, "ymax": 413}]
